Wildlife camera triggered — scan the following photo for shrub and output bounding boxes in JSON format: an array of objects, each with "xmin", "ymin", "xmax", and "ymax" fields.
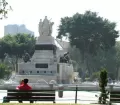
[
  {"xmin": 0, "ymin": 63, "xmax": 11, "ymax": 79},
  {"xmin": 99, "ymin": 68, "xmax": 109, "ymax": 104}
]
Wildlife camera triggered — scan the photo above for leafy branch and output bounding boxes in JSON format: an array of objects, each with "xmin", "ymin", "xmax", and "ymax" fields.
[{"xmin": 0, "ymin": 0, "xmax": 12, "ymax": 19}]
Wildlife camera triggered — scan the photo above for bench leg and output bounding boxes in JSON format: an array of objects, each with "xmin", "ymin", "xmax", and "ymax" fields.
[
  {"xmin": 30, "ymin": 100, "xmax": 33, "ymax": 103},
  {"xmin": 3, "ymin": 97, "xmax": 9, "ymax": 103},
  {"xmin": 53, "ymin": 100, "xmax": 55, "ymax": 103},
  {"xmin": 107, "ymin": 101, "xmax": 111, "ymax": 105},
  {"xmin": 19, "ymin": 100, "xmax": 22, "ymax": 103}
]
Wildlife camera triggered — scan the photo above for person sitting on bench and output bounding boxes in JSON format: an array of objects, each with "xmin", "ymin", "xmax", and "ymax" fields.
[
  {"xmin": 3, "ymin": 79, "xmax": 32, "ymax": 103},
  {"xmin": 16, "ymin": 79, "xmax": 32, "ymax": 103},
  {"xmin": 17, "ymin": 79, "xmax": 32, "ymax": 90}
]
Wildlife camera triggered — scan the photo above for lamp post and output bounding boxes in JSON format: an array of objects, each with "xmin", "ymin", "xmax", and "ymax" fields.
[{"xmin": 74, "ymin": 77, "xmax": 78, "ymax": 103}]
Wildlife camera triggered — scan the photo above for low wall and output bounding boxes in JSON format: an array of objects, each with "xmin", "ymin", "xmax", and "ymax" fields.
[{"xmin": 0, "ymin": 84, "xmax": 120, "ymax": 91}]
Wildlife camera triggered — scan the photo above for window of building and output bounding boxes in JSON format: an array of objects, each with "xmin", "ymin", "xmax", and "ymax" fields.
[
  {"xmin": 37, "ymin": 71, "xmax": 39, "ymax": 73},
  {"xmin": 44, "ymin": 71, "xmax": 46, "ymax": 73}
]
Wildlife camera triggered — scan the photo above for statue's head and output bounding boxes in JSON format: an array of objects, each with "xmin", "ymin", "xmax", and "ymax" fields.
[
  {"xmin": 51, "ymin": 22, "xmax": 54, "ymax": 25},
  {"xmin": 40, "ymin": 19, "xmax": 42, "ymax": 22},
  {"xmin": 45, "ymin": 16, "xmax": 47, "ymax": 19}
]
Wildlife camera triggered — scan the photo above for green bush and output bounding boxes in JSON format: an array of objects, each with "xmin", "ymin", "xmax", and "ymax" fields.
[
  {"xmin": 85, "ymin": 78, "xmax": 90, "ymax": 81},
  {"xmin": 99, "ymin": 68, "xmax": 109, "ymax": 104},
  {"xmin": 91, "ymin": 71, "xmax": 100, "ymax": 81},
  {"xmin": 0, "ymin": 63, "xmax": 11, "ymax": 79}
]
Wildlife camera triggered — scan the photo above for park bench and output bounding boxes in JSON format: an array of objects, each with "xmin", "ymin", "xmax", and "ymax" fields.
[
  {"xmin": 108, "ymin": 91, "xmax": 120, "ymax": 105},
  {"xmin": 4, "ymin": 89, "xmax": 55, "ymax": 103}
]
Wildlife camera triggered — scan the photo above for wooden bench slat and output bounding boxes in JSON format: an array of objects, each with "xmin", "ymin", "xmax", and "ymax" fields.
[
  {"xmin": 7, "ymin": 97, "xmax": 55, "ymax": 100},
  {"xmin": 110, "ymin": 92, "xmax": 120, "ymax": 94},
  {"xmin": 8, "ymin": 90, "xmax": 55, "ymax": 92},
  {"xmin": 109, "ymin": 91, "xmax": 120, "ymax": 104},
  {"xmin": 110, "ymin": 99, "xmax": 120, "ymax": 101},
  {"xmin": 7, "ymin": 96, "xmax": 55, "ymax": 99},
  {"xmin": 7, "ymin": 93, "xmax": 55, "ymax": 96},
  {"xmin": 110, "ymin": 96, "xmax": 120, "ymax": 98}
]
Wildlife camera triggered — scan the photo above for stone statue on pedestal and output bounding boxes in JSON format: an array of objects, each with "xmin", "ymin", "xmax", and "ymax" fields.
[
  {"xmin": 38, "ymin": 16, "xmax": 54, "ymax": 36},
  {"xmin": 23, "ymin": 50, "xmax": 31, "ymax": 63}
]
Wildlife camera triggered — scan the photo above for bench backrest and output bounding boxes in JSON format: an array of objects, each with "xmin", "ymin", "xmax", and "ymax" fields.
[
  {"xmin": 110, "ymin": 91, "xmax": 120, "ymax": 103},
  {"xmin": 7, "ymin": 90, "xmax": 55, "ymax": 98}
]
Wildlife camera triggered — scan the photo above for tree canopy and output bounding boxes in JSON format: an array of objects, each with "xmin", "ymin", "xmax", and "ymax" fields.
[
  {"xmin": 0, "ymin": 33, "xmax": 36, "ymax": 72},
  {"xmin": 57, "ymin": 11, "xmax": 120, "ymax": 80},
  {"xmin": 57, "ymin": 11, "xmax": 119, "ymax": 56}
]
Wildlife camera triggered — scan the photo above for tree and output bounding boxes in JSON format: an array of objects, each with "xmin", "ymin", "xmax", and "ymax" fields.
[
  {"xmin": 57, "ymin": 11, "xmax": 119, "ymax": 77},
  {"xmin": 114, "ymin": 41, "xmax": 120, "ymax": 79},
  {"xmin": 57, "ymin": 11, "xmax": 119, "ymax": 57},
  {"xmin": 1, "ymin": 34, "xmax": 36, "ymax": 72},
  {"xmin": 0, "ymin": 0, "xmax": 12, "ymax": 19},
  {"xmin": 91, "ymin": 46, "xmax": 120, "ymax": 80},
  {"xmin": 0, "ymin": 38, "xmax": 11, "ymax": 62},
  {"xmin": 0, "ymin": 63, "xmax": 11, "ymax": 79}
]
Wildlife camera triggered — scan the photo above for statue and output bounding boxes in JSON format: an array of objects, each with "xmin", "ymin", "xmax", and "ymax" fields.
[
  {"xmin": 49, "ymin": 21, "xmax": 54, "ymax": 36},
  {"xmin": 38, "ymin": 19, "xmax": 43, "ymax": 36},
  {"xmin": 60, "ymin": 52, "xmax": 70, "ymax": 63},
  {"xmin": 23, "ymin": 51, "xmax": 31, "ymax": 63},
  {"xmin": 38, "ymin": 16, "xmax": 54, "ymax": 36}
]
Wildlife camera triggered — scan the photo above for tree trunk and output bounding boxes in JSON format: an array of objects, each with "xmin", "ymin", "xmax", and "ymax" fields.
[
  {"xmin": 116, "ymin": 66, "xmax": 119, "ymax": 80},
  {"xmin": 11, "ymin": 61, "xmax": 15, "ymax": 71},
  {"xmin": 1, "ymin": 58, "xmax": 4, "ymax": 62},
  {"xmin": 15, "ymin": 55, "xmax": 18, "ymax": 73}
]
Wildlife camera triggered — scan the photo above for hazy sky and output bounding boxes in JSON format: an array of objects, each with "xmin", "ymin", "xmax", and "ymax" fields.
[{"xmin": 0, "ymin": 0, "xmax": 120, "ymax": 40}]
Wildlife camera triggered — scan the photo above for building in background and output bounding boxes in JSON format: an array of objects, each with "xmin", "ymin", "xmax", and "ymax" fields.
[{"xmin": 4, "ymin": 24, "xmax": 34, "ymax": 35}]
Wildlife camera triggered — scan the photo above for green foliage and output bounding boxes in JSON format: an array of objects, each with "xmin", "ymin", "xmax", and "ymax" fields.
[
  {"xmin": 99, "ymin": 68, "xmax": 108, "ymax": 104},
  {"xmin": 85, "ymin": 78, "xmax": 90, "ymax": 81},
  {"xmin": 1, "ymin": 34, "xmax": 36, "ymax": 59},
  {"xmin": 0, "ymin": 34, "xmax": 36, "ymax": 72},
  {"xmin": 91, "ymin": 48, "xmax": 117, "ymax": 79},
  {"xmin": 0, "ymin": 63, "xmax": 10, "ymax": 79},
  {"xmin": 91, "ymin": 71, "xmax": 100, "ymax": 81},
  {"xmin": 0, "ymin": 38, "xmax": 10, "ymax": 61},
  {"xmin": 0, "ymin": 0, "xmax": 12, "ymax": 19},
  {"xmin": 114, "ymin": 41, "xmax": 120, "ymax": 79},
  {"xmin": 57, "ymin": 11, "xmax": 119, "ymax": 55},
  {"xmin": 57, "ymin": 10, "xmax": 119, "ymax": 79},
  {"xmin": 68, "ymin": 46, "xmax": 81, "ymax": 71}
]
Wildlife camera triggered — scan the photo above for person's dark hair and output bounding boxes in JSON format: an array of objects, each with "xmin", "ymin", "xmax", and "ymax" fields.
[{"xmin": 24, "ymin": 79, "xmax": 29, "ymax": 84}]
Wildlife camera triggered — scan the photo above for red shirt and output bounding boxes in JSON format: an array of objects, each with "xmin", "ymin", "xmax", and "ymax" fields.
[{"xmin": 17, "ymin": 84, "xmax": 32, "ymax": 90}]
